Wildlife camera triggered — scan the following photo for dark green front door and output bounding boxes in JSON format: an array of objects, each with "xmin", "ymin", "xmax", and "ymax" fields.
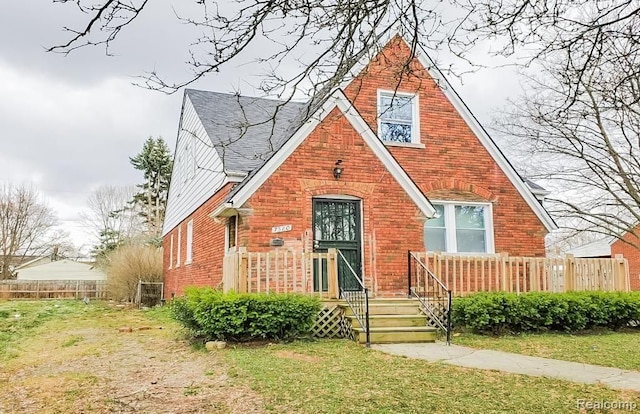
[{"xmin": 312, "ymin": 198, "xmax": 362, "ymax": 292}]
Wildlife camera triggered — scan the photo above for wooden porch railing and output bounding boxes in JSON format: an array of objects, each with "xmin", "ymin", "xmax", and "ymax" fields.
[
  {"xmin": 413, "ymin": 253, "xmax": 630, "ymax": 296},
  {"xmin": 222, "ymin": 248, "xmax": 340, "ymax": 298}
]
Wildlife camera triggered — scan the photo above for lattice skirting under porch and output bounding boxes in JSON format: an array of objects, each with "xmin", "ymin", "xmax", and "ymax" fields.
[
  {"xmin": 311, "ymin": 305, "xmax": 352, "ymax": 339},
  {"xmin": 417, "ymin": 300, "xmax": 445, "ymax": 330}
]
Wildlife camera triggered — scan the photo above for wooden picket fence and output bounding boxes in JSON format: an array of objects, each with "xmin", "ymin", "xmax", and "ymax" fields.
[
  {"xmin": 0, "ymin": 280, "xmax": 108, "ymax": 300},
  {"xmin": 222, "ymin": 248, "xmax": 630, "ymax": 298},
  {"xmin": 222, "ymin": 248, "xmax": 339, "ymax": 298},
  {"xmin": 413, "ymin": 253, "xmax": 630, "ymax": 296}
]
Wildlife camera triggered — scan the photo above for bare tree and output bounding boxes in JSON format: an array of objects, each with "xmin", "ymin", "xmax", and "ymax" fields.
[
  {"xmin": 80, "ymin": 185, "xmax": 144, "ymax": 257},
  {"xmin": 444, "ymin": 0, "xmax": 640, "ymax": 248},
  {"xmin": 496, "ymin": 38, "xmax": 640, "ymax": 247},
  {"xmin": 48, "ymin": 1, "xmax": 452, "ymax": 97},
  {"xmin": 0, "ymin": 184, "xmax": 59, "ymax": 279},
  {"xmin": 48, "ymin": 0, "xmax": 640, "ymax": 248},
  {"xmin": 47, "ymin": 1, "xmax": 640, "ymax": 98},
  {"xmin": 452, "ymin": 1, "xmax": 640, "ymax": 107}
]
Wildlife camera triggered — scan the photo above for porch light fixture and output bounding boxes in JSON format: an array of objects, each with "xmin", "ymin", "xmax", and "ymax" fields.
[{"xmin": 333, "ymin": 160, "xmax": 343, "ymax": 179}]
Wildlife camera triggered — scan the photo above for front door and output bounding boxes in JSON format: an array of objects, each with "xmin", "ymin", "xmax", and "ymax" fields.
[{"xmin": 312, "ymin": 198, "xmax": 362, "ymax": 292}]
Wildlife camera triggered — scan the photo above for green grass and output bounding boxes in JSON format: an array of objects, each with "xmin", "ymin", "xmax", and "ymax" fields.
[
  {"xmin": 0, "ymin": 300, "xmax": 89, "ymax": 358},
  {"xmin": 61, "ymin": 335, "xmax": 84, "ymax": 348},
  {"xmin": 454, "ymin": 329, "xmax": 640, "ymax": 371},
  {"xmin": 224, "ymin": 339, "xmax": 640, "ymax": 414},
  {"xmin": 142, "ymin": 304, "xmax": 174, "ymax": 324},
  {"xmin": 3, "ymin": 301, "xmax": 639, "ymax": 413}
]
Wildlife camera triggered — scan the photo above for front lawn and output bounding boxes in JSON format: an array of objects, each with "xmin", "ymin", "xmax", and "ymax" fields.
[
  {"xmin": 2, "ymin": 300, "xmax": 639, "ymax": 413},
  {"xmin": 454, "ymin": 330, "xmax": 640, "ymax": 371},
  {"xmin": 224, "ymin": 339, "xmax": 640, "ymax": 413}
]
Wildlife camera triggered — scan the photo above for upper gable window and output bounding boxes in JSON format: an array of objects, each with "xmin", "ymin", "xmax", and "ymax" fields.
[{"xmin": 378, "ymin": 91, "xmax": 419, "ymax": 144}]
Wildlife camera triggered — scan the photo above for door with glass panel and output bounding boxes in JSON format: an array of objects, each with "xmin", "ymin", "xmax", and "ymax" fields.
[{"xmin": 312, "ymin": 198, "xmax": 362, "ymax": 292}]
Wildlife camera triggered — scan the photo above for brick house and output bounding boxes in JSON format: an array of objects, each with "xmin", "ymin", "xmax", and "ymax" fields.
[{"xmin": 162, "ymin": 33, "xmax": 557, "ymax": 299}]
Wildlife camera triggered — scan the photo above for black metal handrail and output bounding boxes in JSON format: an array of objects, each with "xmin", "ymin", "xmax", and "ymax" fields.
[
  {"xmin": 337, "ymin": 249, "xmax": 370, "ymax": 348},
  {"xmin": 407, "ymin": 251, "xmax": 452, "ymax": 344}
]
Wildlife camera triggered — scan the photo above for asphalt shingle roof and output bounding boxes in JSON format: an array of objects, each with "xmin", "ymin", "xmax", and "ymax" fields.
[{"xmin": 186, "ymin": 89, "xmax": 308, "ymax": 173}]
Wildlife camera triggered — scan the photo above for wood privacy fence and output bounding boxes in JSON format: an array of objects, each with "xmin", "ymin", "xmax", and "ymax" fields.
[
  {"xmin": 413, "ymin": 253, "xmax": 630, "ymax": 296},
  {"xmin": 223, "ymin": 248, "xmax": 339, "ymax": 298},
  {"xmin": 0, "ymin": 280, "xmax": 108, "ymax": 300}
]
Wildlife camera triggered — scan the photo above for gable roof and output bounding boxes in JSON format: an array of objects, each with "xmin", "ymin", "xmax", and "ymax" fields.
[
  {"xmin": 212, "ymin": 89, "xmax": 436, "ymax": 219},
  {"xmin": 424, "ymin": 55, "xmax": 557, "ymax": 232},
  {"xmin": 327, "ymin": 30, "xmax": 557, "ymax": 231},
  {"xmin": 168, "ymin": 31, "xmax": 557, "ymax": 233},
  {"xmin": 410, "ymin": 37, "xmax": 557, "ymax": 231},
  {"xmin": 13, "ymin": 256, "xmax": 51, "ymax": 270},
  {"xmin": 186, "ymin": 89, "xmax": 307, "ymax": 173}
]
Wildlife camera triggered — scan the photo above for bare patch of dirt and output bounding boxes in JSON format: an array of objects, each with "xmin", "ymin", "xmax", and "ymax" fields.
[
  {"xmin": 274, "ymin": 350, "xmax": 321, "ymax": 363},
  {"xmin": 0, "ymin": 309, "xmax": 264, "ymax": 414}
]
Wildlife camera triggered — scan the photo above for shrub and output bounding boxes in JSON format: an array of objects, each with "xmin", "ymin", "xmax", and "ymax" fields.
[
  {"xmin": 453, "ymin": 291, "xmax": 640, "ymax": 335},
  {"xmin": 105, "ymin": 244, "xmax": 163, "ymax": 302},
  {"xmin": 169, "ymin": 287, "xmax": 322, "ymax": 342}
]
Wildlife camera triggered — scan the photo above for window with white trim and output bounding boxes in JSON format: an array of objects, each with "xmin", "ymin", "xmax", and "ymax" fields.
[
  {"xmin": 169, "ymin": 234, "xmax": 174, "ymax": 269},
  {"xmin": 424, "ymin": 203, "xmax": 494, "ymax": 253},
  {"xmin": 378, "ymin": 91, "xmax": 418, "ymax": 143},
  {"xmin": 176, "ymin": 226, "xmax": 182, "ymax": 267},
  {"xmin": 186, "ymin": 220, "xmax": 193, "ymax": 263},
  {"xmin": 226, "ymin": 216, "xmax": 237, "ymax": 252}
]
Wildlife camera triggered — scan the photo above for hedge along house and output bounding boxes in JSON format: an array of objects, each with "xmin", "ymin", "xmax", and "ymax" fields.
[{"xmin": 162, "ymin": 31, "xmax": 562, "ymax": 304}]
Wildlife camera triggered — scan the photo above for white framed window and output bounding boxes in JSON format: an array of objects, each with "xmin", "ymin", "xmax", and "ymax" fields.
[
  {"xmin": 186, "ymin": 220, "xmax": 193, "ymax": 263},
  {"xmin": 176, "ymin": 226, "xmax": 182, "ymax": 267},
  {"xmin": 377, "ymin": 90, "xmax": 419, "ymax": 144},
  {"xmin": 424, "ymin": 202, "xmax": 494, "ymax": 254},
  {"xmin": 169, "ymin": 234, "xmax": 174, "ymax": 269},
  {"xmin": 225, "ymin": 216, "xmax": 238, "ymax": 252}
]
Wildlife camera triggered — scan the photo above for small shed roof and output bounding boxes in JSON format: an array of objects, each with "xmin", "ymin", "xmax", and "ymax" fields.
[
  {"xmin": 16, "ymin": 260, "xmax": 106, "ymax": 281},
  {"xmin": 567, "ymin": 238, "xmax": 615, "ymax": 258}
]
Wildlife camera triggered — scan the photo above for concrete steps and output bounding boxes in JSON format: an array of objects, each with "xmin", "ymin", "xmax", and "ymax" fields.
[{"xmin": 340, "ymin": 298, "xmax": 436, "ymax": 344}]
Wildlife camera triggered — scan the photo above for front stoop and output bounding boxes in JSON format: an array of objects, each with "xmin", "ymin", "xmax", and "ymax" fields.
[{"xmin": 341, "ymin": 299, "xmax": 437, "ymax": 344}]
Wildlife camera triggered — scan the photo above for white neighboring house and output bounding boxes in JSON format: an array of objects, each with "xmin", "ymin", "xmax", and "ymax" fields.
[
  {"xmin": 15, "ymin": 258, "xmax": 106, "ymax": 281},
  {"xmin": 567, "ymin": 237, "xmax": 615, "ymax": 258}
]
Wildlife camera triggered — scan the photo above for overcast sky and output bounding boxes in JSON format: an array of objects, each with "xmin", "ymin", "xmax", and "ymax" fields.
[{"xmin": 0, "ymin": 1, "xmax": 522, "ymax": 252}]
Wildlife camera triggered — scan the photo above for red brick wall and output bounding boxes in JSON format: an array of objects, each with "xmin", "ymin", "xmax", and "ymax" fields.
[
  {"xmin": 242, "ymin": 108, "xmax": 425, "ymax": 296},
  {"xmin": 611, "ymin": 229, "xmax": 640, "ymax": 291},
  {"xmin": 343, "ymin": 35, "xmax": 547, "ymax": 257},
  {"xmin": 162, "ymin": 183, "xmax": 233, "ymax": 298}
]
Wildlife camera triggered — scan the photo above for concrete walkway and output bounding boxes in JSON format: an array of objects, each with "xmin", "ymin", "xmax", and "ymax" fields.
[{"xmin": 373, "ymin": 342, "xmax": 640, "ymax": 391}]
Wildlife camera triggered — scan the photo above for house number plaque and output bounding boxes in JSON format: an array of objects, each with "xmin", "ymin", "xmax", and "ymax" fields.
[{"xmin": 271, "ymin": 224, "xmax": 292, "ymax": 233}]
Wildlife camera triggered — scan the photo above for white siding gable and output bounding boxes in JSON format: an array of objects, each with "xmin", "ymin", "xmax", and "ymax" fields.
[{"xmin": 162, "ymin": 96, "xmax": 227, "ymax": 236}]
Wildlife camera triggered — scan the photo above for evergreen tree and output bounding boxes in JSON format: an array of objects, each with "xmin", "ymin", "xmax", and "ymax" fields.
[{"xmin": 130, "ymin": 137, "xmax": 173, "ymax": 237}]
